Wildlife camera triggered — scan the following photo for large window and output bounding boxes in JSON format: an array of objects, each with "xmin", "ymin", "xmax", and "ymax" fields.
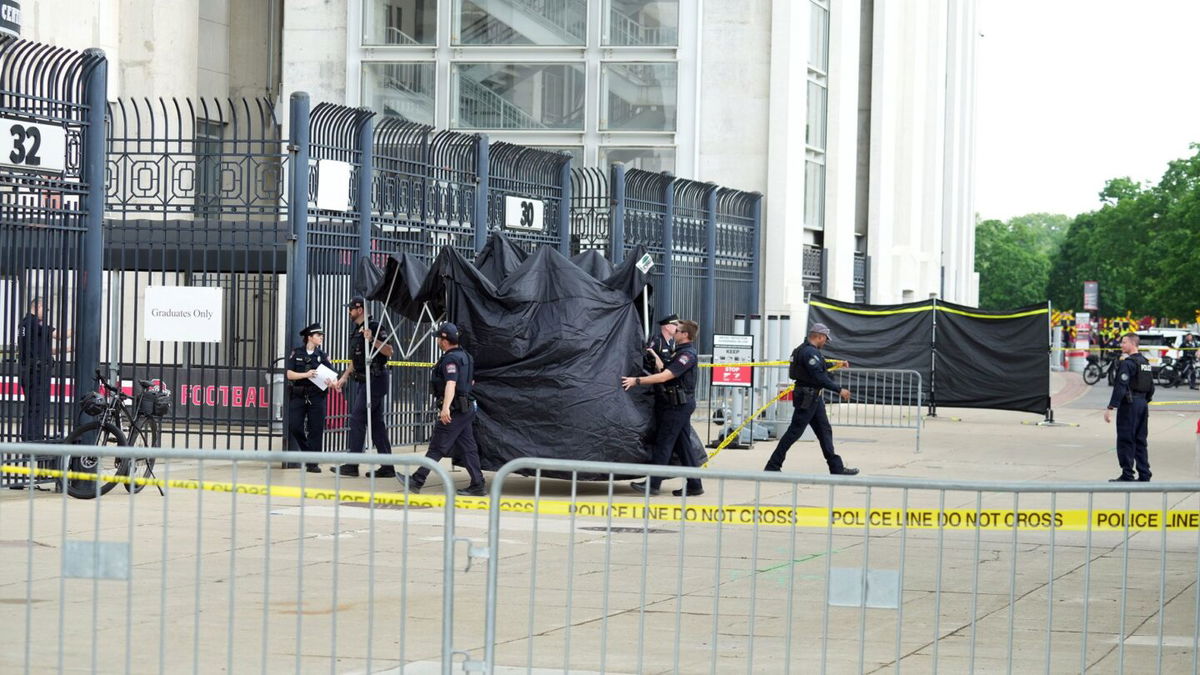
[
  {"xmin": 455, "ymin": 0, "xmax": 586, "ymax": 46},
  {"xmin": 600, "ymin": 63, "xmax": 677, "ymax": 132},
  {"xmin": 805, "ymin": 80, "xmax": 827, "ymax": 151},
  {"xmin": 603, "ymin": 0, "xmax": 679, "ymax": 46},
  {"xmin": 599, "ymin": 146, "xmax": 675, "ymax": 173},
  {"xmin": 363, "ymin": 0, "xmax": 438, "ymax": 45},
  {"xmin": 452, "ymin": 63, "xmax": 586, "ymax": 130},
  {"xmin": 804, "ymin": 159, "xmax": 825, "ymax": 230},
  {"xmin": 356, "ymin": 0, "xmax": 690, "ymax": 171},
  {"xmin": 362, "ymin": 63, "xmax": 437, "ymax": 124},
  {"xmin": 805, "ymin": 0, "xmax": 830, "ymax": 232}
]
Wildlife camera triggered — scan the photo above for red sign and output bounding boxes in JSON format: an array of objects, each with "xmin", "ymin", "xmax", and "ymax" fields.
[{"xmin": 711, "ymin": 365, "xmax": 752, "ymax": 386}]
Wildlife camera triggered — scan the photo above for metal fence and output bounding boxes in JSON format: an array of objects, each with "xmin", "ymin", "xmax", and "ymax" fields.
[
  {"xmin": 5, "ymin": 448, "xmax": 1200, "ymax": 672},
  {"xmin": 761, "ymin": 366, "xmax": 924, "ymax": 453},
  {"xmin": 482, "ymin": 458, "xmax": 1200, "ymax": 673},
  {"xmin": 0, "ymin": 445, "xmax": 461, "ymax": 674},
  {"xmin": 0, "ymin": 39, "xmax": 105, "ymax": 487},
  {"xmin": 0, "ymin": 37, "xmax": 763, "ymax": 456}
]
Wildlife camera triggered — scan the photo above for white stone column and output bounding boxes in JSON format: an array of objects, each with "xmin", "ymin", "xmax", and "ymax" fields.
[{"xmin": 823, "ymin": 0, "xmax": 862, "ymax": 302}]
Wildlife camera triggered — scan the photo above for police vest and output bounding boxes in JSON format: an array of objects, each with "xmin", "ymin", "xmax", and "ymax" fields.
[
  {"xmin": 789, "ymin": 342, "xmax": 824, "ymax": 389},
  {"xmin": 430, "ymin": 347, "xmax": 474, "ymax": 401},
  {"xmin": 1128, "ymin": 353, "xmax": 1154, "ymax": 393},
  {"xmin": 288, "ymin": 347, "xmax": 329, "ymax": 394}
]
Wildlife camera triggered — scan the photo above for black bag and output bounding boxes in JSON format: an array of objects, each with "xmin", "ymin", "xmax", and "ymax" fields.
[{"xmin": 788, "ymin": 345, "xmax": 803, "ymax": 380}]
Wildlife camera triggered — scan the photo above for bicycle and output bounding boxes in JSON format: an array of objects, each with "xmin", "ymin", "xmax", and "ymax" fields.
[
  {"xmin": 64, "ymin": 370, "xmax": 171, "ymax": 499},
  {"xmin": 1082, "ymin": 352, "xmax": 1118, "ymax": 386}
]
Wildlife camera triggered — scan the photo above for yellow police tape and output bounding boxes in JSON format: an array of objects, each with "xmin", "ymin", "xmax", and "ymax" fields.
[
  {"xmin": 331, "ymin": 359, "xmax": 435, "ymax": 368},
  {"xmin": 5, "ymin": 464, "xmax": 1196, "ymax": 531}
]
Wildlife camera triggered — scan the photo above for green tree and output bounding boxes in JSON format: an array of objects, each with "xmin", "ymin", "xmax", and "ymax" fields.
[{"xmin": 974, "ymin": 217, "xmax": 1054, "ymax": 309}]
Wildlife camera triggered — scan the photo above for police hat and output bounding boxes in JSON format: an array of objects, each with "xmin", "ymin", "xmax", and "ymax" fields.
[
  {"xmin": 436, "ymin": 322, "xmax": 460, "ymax": 343},
  {"xmin": 809, "ymin": 322, "xmax": 833, "ymax": 342},
  {"xmin": 300, "ymin": 322, "xmax": 323, "ymax": 338},
  {"xmin": 658, "ymin": 313, "xmax": 680, "ymax": 326},
  {"xmin": 345, "ymin": 295, "xmax": 365, "ymax": 309}
]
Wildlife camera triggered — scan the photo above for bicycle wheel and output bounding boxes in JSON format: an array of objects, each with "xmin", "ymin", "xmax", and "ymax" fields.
[
  {"xmin": 65, "ymin": 421, "xmax": 129, "ymax": 499},
  {"xmin": 1082, "ymin": 362, "xmax": 1101, "ymax": 385},
  {"xmin": 122, "ymin": 416, "xmax": 159, "ymax": 493},
  {"xmin": 1158, "ymin": 366, "xmax": 1179, "ymax": 388}
]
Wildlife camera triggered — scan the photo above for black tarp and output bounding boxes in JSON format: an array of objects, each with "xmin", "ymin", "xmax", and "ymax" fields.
[
  {"xmin": 807, "ymin": 295, "xmax": 1050, "ymax": 415},
  {"xmin": 369, "ymin": 233, "xmax": 690, "ymax": 474}
]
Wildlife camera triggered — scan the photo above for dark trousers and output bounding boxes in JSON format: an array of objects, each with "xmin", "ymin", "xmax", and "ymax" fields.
[
  {"xmin": 19, "ymin": 366, "xmax": 50, "ymax": 441},
  {"xmin": 411, "ymin": 406, "xmax": 484, "ymax": 487},
  {"xmin": 287, "ymin": 392, "xmax": 326, "ymax": 468},
  {"xmin": 346, "ymin": 375, "xmax": 392, "ymax": 470},
  {"xmin": 1115, "ymin": 396, "xmax": 1150, "ymax": 480},
  {"xmin": 648, "ymin": 399, "xmax": 703, "ymax": 492},
  {"xmin": 764, "ymin": 398, "xmax": 846, "ymax": 474}
]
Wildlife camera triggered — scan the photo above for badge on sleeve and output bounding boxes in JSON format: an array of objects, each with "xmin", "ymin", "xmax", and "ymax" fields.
[
  {"xmin": 446, "ymin": 363, "xmax": 457, "ymax": 375},
  {"xmin": 1120, "ymin": 372, "xmax": 1129, "ymax": 382},
  {"xmin": 679, "ymin": 354, "xmax": 691, "ymax": 365},
  {"xmin": 808, "ymin": 356, "xmax": 819, "ymax": 366}
]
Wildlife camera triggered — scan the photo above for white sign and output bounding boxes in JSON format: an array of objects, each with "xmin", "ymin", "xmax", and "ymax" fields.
[
  {"xmin": 0, "ymin": 117, "xmax": 66, "ymax": 173},
  {"xmin": 316, "ymin": 159, "xmax": 353, "ymax": 212},
  {"xmin": 636, "ymin": 252, "xmax": 654, "ymax": 274},
  {"xmin": 504, "ymin": 195, "xmax": 544, "ymax": 231},
  {"xmin": 711, "ymin": 334, "xmax": 754, "ymax": 388},
  {"xmin": 144, "ymin": 286, "xmax": 223, "ymax": 343}
]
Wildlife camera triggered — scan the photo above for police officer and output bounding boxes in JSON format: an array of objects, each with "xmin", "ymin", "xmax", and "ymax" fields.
[
  {"xmin": 622, "ymin": 319, "xmax": 704, "ymax": 497},
  {"xmin": 644, "ymin": 313, "xmax": 679, "ymax": 375},
  {"xmin": 764, "ymin": 323, "xmax": 859, "ymax": 475},
  {"xmin": 333, "ymin": 296, "xmax": 394, "ymax": 478},
  {"xmin": 1105, "ymin": 332, "xmax": 1154, "ymax": 482},
  {"xmin": 1179, "ymin": 333, "xmax": 1197, "ymax": 389},
  {"xmin": 17, "ymin": 297, "xmax": 55, "ymax": 441},
  {"xmin": 285, "ymin": 322, "xmax": 338, "ymax": 472},
  {"xmin": 400, "ymin": 322, "xmax": 486, "ymax": 496}
]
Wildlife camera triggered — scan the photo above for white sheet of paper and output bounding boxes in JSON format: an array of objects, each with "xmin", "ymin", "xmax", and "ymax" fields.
[{"xmin": 313, "ymin": 364, "xmax": 339, "ymax": 391}]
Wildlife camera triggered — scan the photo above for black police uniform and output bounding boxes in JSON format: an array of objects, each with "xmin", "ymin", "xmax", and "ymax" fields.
[
  {"xmin": 343, "ymin": 319, "xmax": 393, "ymax": 475},
  {"xmin": 409, "ymin": 345, "xmax": 485, "ymax": 490},
  {"xmin": 286, "ymin": 341, "xmax": 334, "ymax": 471},
  {"xmin": 1108, "ymin": 353, "xmax": 1154, "ymax": 481},
  {"xmin": 1180, "ymin": 337, "xmax": 1197, "ymax": 388},
  {"xmin": 765, "ymin": 340, "xmax": 851, "ymax": 474},
  {"xmin": 17, "ymin": 311, "xmax": 53, "ymax": 441},
  {"xmin": 646, "ymin": 342, "xmax": 703, "ymax": 494},
  {"xmin": 645, "ymin": 332, "xmax": 674, "ymax": 372}
]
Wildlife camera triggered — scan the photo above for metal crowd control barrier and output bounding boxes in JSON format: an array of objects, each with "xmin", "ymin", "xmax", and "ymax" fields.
[
  {"xmin": 483, "ymin": 458, "xmax": 1200, "ymax": 673},
  {"xmin": 0, "ymin": 445, "xmax": 462, "ymax": 674}
]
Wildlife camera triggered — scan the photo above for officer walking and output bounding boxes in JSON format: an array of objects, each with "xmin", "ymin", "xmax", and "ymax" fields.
[
  {"xmin": 622, "ymin": 319, "xmax": 704, "ymax": 497},
  {"xmin": 333, "ymin": 296, "xmax": 395, "ymax": 478},
  {"xmin": 1105, "ymin": 332, "xmax": 1154, "ymax": 482},
  {"xmin": 17, "ymin": 297, "xmax": 56, "ymax": 441},
  {"xmin": 285, "ymin": 322, "xmax": 338, "ymax": 472},
  {"xmin": 400, "ymin": 322, "xmax": 486, "ymax": 496},
  {"xmin": 764, "ymin": 323, "xmax": 859, "ymax": 475}
]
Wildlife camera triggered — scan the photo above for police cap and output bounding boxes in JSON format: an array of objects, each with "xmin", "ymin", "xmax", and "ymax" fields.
[
  {"xmin": 300, "ymin": 322, "xmax": 324, "ymax": 338},
  {"xmin": 809, "ymin": 322, "xmax": 833, "ymax": 342},
  {"xmin": 345, "ymin": 295, "xmax": 365, "ymax": 309},
  {"xmin": 658, "ymin": 313, "xmax": 680, "ymax": 326},
  {"xmin": 437, "ymin": 322, "xmax": 460, "ymax": 344}
]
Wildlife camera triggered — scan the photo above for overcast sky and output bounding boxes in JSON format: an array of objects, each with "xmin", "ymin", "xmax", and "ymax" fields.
[{"xmin": 974, "ymin": 0, "xmax": 1200, "ymax": 222}]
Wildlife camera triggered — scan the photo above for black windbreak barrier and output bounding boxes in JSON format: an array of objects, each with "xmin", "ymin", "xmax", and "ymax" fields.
[
  {"xmin": 934, "ymin": 300, "xmax": 1051, "ymax": 415},
  {"xmin": 370, "ymin": 233, "xmax": 661, "ymax": 475},
  {"xmin": 807, "ymin": 296, "xmax": 1050, "ymax": 415}
]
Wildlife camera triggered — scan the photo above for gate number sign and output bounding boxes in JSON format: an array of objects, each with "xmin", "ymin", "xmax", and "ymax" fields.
[
  {"xmin": 0, "ymin": 117, "xmax": 67, "ymax": 174},
  {"xmin": 504, "ymin": 195, "xmax": 545, "ymax": 231},
  {"xmin": 712, "ymin": 334, "xmax": 754, "ymax": 388}
]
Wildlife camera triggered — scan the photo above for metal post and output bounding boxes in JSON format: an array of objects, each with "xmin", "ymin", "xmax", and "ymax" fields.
[
  {"xmin": 929, "ymin": 297, "xmax": 938, "ymax": 417},
  {"xmin": 356, "ymin": 112, "xmax": 376, "ymax": 276},
  {"xmin": 749, "ymin": 193, "xmax": 763, "ymax": 316},
  {"xmin": 474, "ymin": 134, "xmax": 490, "ymax": 252},
  {"xmin": 610, "ymin": 163, "xmax": 626, "ymax": 265},
  {"xmin": 703, "ymin": 185, "xmax": 717, "ymax": 353},
  {"xmin": 661, "ymin": 174, "xmax": 675, "ymax": 316},
  {"xmin": 287, "ymin": 92, "xmax": 312, "ymax": 347},
  {"xmin": 558, "ymin": 155, "xmax": 572, "ymax": 257},
  {"xmin": 75, "ymin": 49, "xmax": 108, "ymax": 398}
]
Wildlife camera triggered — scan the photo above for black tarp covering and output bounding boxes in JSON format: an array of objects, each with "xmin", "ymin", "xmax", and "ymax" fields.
[
  {"xmin": 369, "ymin": 233, "xmax": 674, "ymax": 474},
  {"xmin": 807, "ymin": 295, "xmax": 1050, "ymax": 415}
]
